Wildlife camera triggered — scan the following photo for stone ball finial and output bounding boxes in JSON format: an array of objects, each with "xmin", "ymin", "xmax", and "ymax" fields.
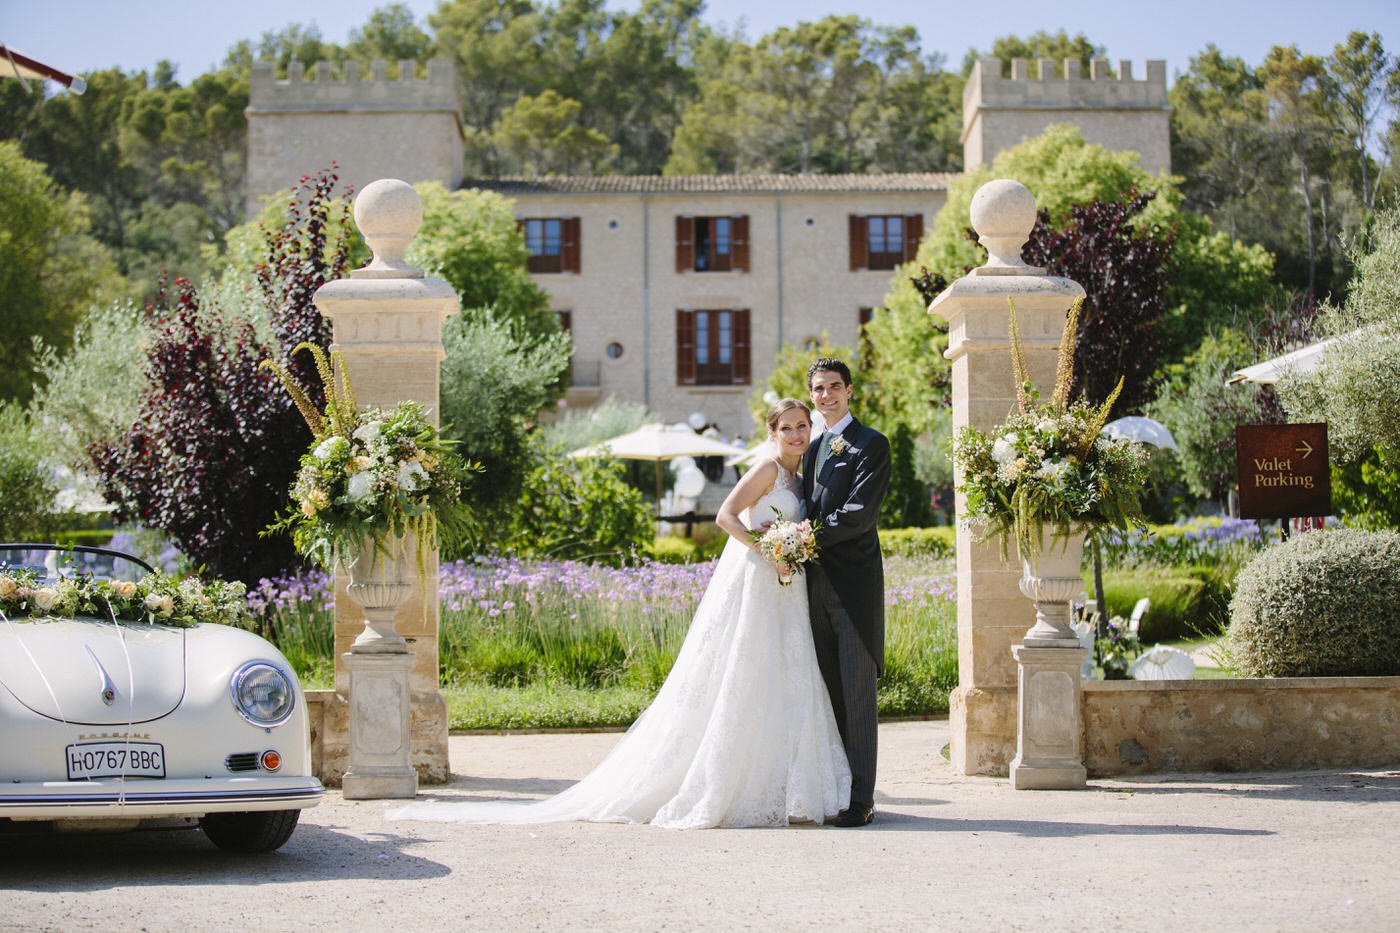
[
  {"xmin": 969, "ymin": 179, "xmax": 1038, "ymax": 270},
  {"xmin": 353, "ymin": 179, "xmax": 423, "ymax": 278}
]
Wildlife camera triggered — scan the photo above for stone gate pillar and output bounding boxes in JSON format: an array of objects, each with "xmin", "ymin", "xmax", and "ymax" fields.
[
  {"xmin": 314, "ymin": 179, "xmax": 457, "ymax": 784},
  {"xmin": 930, "ymin": 179, "xmax": 1084, "ymax": 776}
]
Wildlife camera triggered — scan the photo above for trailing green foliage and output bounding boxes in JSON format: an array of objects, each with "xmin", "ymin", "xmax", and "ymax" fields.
[{"xmin": 1228, "ymin": 529, "xmax": 1400, "ymax": 677}]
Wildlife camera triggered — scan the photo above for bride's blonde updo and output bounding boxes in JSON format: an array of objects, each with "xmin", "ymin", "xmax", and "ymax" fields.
[{"xmin": 765, "ymin": 398, "xmax": 811, "ymax": 435}]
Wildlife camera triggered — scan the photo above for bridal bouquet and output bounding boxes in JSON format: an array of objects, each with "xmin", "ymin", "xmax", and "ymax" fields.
[
  {"xmin": 264, "ymin": 343, "xmax": 478, "ymax": 577},
  {"xmin": 752, "ymin": 511, "xmax": 819, "ymax": 585}
]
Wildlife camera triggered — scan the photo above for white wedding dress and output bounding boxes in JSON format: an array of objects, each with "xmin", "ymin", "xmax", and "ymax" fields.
[{"xmin": 388, "ymin": 463, "xmax": 851, "ymax": 828}]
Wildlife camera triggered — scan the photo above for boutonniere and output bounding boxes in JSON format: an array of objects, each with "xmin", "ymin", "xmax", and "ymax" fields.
[{"xmin": 828, "ymin": 435, "xmax": 849, "ymax": 456}]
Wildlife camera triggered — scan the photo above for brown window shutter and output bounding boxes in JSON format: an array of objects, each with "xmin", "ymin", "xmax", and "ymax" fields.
[
  {"xmin": 562, "ymin": 217, "xmax": 581, "ymax": 273},
  {"xmin": 848, "ymin": 214, "xmax": 867, "ymax": 271},
  {"xmin": 676, "ymin": 309, "xmax": 697, "ymax": 385},
  {"xmin": 903, "ymin": 213, "xmax": 923, "ymax": 263},
  {"xmin": 731, "ymin": 214, "xmax": 750, "ymax": 272},
  {"xmin": 676, "ymin": 216, "xmax": 695, "ymax": 273},
  {"xmin": 732, "ymin": 309, "xmax": 751, "ymax": 385}
]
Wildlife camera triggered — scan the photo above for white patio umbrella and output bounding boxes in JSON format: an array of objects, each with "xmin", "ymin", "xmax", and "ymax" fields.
[
  {"xmin": 1226, "ymin": 332, "xmax": 1356, "ymax": 385},
  {"xmin": 1102, "ymin": 416, "xmax": 1178, "ymax": 451},
  {"xmin": 1, "ymin": 45, "xmax": 86, "ymax": 94},
  {"xmin": 1130, "ymin": 645, "xmax": 1197, "ymax": 681},
  {"xmin": 569, "ymin": 422, "xmax": 744, "ymax": 508}
]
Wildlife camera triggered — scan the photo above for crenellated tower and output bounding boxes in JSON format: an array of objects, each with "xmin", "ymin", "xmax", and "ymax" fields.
[
  {"xmin": 962, "ymin": 58, "xmax": 1171, "ymax": 175},
  {"xmin": 245, "ymin": 59, "xmax": 464, "ymax": 215}
]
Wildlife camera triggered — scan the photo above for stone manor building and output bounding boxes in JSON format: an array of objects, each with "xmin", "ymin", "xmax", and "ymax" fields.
[{"xmin": 246, "ymin": 57, "xmax": 1170, "ymax": 434}]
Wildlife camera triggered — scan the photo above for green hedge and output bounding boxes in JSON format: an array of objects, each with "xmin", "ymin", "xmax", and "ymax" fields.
[
  {"xmin": 53, "ymin": 528, "xmax": 116, "ymax": 547},
  {"xmin": 1229, "ymin": 529, "xmax": 1400, "ymax": 677},
  {"xmin": 649, "ymin": 526, "xmax": 955, "ymax": 565},
  {"xmin": 879, "ymin": 526, "xmax": 955, "ymax": 560},
  {"xmin": 1088, "ymin": 567, "xmax": 1230, "ymax": 642}
]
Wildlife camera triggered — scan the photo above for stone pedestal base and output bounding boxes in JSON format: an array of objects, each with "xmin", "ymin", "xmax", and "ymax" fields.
[
  {"xmin": 949, "ymin": 685, "xmax": 1017, "ymax": 776},
  {"xmin": 1009, "ymin": 644, "xmax": 1087, "ymax": 790},
  {"xmin": 342, "ymin": 651, "xmax": 419, "ymax": 800}
]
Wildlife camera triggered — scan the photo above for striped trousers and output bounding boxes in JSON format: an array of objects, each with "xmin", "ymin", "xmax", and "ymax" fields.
[{"xmin": 808, "ymin": 565, "xmax": 879, "ymax": 808}]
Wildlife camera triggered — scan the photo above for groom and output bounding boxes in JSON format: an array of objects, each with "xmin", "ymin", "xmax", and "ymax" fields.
[{"xmin": 802, "ymin": 358, "xmax": 890, "ymax": 827}]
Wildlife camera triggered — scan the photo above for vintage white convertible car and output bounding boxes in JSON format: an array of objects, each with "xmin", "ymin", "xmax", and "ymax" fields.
[{"xmin": 0, "ymin": 544, "xmax": 323, "ymax": 852}]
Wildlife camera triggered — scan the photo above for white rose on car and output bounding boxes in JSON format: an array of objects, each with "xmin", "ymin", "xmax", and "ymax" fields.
[
  {"xmin": 112, "ymin": 580, "xmax": 138, "ymax": 599},
  {"xmin": 145, "ymin": 593, "xmax": 175, "ymax": 615},
  {"xmin": 0, "ymin": 577, "xmax": 15, "ymax": 599},
  {"xmin": 33, "ymin": 587, "xmax": 59, "ymax": 611}
]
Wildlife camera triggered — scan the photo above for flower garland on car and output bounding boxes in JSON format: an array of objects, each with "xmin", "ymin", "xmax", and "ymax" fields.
[
  {"xmin": 263, "ymin": 343, "xmax": 478, "ymax": 577},
  {"xmin": 0, "ymin": 568, "xmax": 249, "ymax": 629},
  {"xmin": 952, "ymin": 298, "xmax": 1149, "ymax": 559}
]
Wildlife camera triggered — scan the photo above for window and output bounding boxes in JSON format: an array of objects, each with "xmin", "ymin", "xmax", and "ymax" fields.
[
  {"xmin": 520, "ymin": 217, "xmax": 580, "ymax": 273},
  {"xmin": 676, "ymin": 309, "xmax": 751, "ymax": 386},
  {"xmin": 848, "ymin": 214, "xmax": 923, "ymax": 271},
  {"xmin": 675, "ymin": 215, "xmax": 749, "ymax": 273}
]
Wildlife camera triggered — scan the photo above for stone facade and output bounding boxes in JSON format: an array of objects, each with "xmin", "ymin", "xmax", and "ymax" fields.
[
  {"xmin": 245, "ymin": 59, "xmax": 464, "ymax": 217},
  {"xmin": 475, "ymin": 175, "xmax": 950, "ymax": 436},
  {"xmin": 1084, "ymin": 677, "xmax": 1400, "ymax": 775},
  {"xmin": 962, "ymin": 58, "xmax": 1171, "ymax": 174}
]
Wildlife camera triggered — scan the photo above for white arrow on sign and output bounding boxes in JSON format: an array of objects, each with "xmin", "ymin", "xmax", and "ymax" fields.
[{"xmin": 1295, "ymin": 440, "xmax": 1314, "ymax": 459}]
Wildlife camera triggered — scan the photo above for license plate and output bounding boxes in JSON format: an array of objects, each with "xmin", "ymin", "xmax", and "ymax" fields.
[{"xmin": 66, "ymin": 742, "xmax": 166, "ymax": 780}]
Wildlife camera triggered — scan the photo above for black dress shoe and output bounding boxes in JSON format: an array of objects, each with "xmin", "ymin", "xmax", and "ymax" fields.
[{"xmin": 831, "ymin": 803, "xmax": 874, "ymax": 827}]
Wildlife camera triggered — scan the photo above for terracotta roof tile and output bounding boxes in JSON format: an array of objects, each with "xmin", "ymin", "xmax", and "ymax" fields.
[{"xmin": 466, "ymin": 173, "xmax": 955, "ymax": 195}]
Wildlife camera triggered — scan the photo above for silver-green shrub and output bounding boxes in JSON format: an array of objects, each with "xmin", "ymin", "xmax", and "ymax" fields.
[{"xmin": 1228, "ymin": 529, "xmax": 1400, "ymax": 677}]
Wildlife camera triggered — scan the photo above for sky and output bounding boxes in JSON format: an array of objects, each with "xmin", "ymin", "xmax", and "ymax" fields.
[{"xmin": 3, "ymin": 0, "xmax": 1399, "ymax": 86}]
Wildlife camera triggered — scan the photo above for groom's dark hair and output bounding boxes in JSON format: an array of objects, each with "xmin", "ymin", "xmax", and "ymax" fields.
[{"xmin": 807, "ymin": 357, "xmax": 852, "ymax": 388}]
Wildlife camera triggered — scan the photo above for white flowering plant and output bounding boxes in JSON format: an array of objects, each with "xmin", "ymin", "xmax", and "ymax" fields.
[
  {"xmin": 751, "ymin": 509, "xmax": 819, "ymax": 585},
  {"xmin": 952, "ymin": 299, "xmax": 1149, "ymax": 559},
  {"xmin": 0, "ymin": 566, "xmax": 249, "ymax": 629},
  {"xmin": 264, "ymin": 344, "xmax": 478, "ymax": 574}
]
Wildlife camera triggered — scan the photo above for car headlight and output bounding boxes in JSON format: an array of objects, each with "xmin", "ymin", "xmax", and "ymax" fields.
[{"xmin": 230, "ymin": 661, "xmax": 296, "ymax": 727}]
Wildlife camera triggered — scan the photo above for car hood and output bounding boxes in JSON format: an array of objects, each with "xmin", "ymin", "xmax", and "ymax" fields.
[{"xmin": 0, "ymin": 617, "xmax": 185, "ymax": 724}]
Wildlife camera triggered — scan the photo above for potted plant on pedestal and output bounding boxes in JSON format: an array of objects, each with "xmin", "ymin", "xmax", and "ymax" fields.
[
  {"xmin": 264, "ymin": 343, "xmax": 477, "ymax": 649},
  {"xmin": 952, "ymin": 298, "xmax": 1149, "ymax": 646}
]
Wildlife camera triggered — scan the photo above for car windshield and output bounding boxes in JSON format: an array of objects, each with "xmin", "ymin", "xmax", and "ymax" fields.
[{"xmin": 0, "ymin": 545, "xmax": 155, "ymax": 584}]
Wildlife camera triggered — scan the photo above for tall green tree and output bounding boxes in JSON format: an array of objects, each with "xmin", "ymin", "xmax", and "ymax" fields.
[
  {"xmin": 1325, "ymin": 32, "xmax": 1397, "ymax": 213},
  {"xmin": 0, "ymin": 142, "xmax": 116, "ymax": 403},
  {"xmin": 961, "ymin": 30, "xmax": 1104, "ymax": 75},
  {"xmin": 668, "ymin": 15, "xmax": 957, "ymax": 174},
  {"xmin": 346, "ymin": 3, "xmax": 436, "ymax": 68},
  {"xmin": 1260, "ymin": 45, "xmax": 1337, "ymax": 298}
]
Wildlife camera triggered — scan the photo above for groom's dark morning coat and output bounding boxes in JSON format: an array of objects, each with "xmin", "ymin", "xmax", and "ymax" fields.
[{"xmin": 802, "ymin": 417, "xmax": 891, "ymax": 673}]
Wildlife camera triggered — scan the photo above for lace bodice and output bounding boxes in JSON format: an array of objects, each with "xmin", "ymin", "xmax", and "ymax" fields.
[{"xmin": 743, "ymin": 461, "xmax": 803, "ymax": 530}]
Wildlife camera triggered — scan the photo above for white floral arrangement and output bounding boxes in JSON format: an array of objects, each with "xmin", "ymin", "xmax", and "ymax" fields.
[
  {"xmin": 752, "ymin": 511, "xmax": 819, "ymax": 585},
  {"xmin": 952, "ymin": 298, "xmax": 1149, "ymax": 559},
  {"xmin": 264, "ymin": 343, "xmax": 478, "ymax": 574}
]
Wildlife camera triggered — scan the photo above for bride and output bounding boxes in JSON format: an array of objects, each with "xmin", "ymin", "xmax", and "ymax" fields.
[{"xmin": 389, "ymin": 398, "xmax": 851, "ymax": 828}]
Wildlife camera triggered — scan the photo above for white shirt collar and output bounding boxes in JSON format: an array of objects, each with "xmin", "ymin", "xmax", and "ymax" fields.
[{"xmin": 820, "ymin": 412, "xmax": 853, "ymax": 438}]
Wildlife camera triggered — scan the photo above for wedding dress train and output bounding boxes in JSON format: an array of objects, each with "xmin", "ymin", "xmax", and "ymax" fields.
[{"xmin": 387, "ymin": 466, "xmax": 850, "ymax": 828}]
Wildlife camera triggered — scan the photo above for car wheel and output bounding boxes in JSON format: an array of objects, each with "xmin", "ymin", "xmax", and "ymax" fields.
[{"xmin": 199, "ymin": 809, "xmax": 301, "ymax": 853}]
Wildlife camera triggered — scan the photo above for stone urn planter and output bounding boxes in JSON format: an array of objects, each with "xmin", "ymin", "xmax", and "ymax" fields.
[
  {"xmin": 345, "ymin": 536, "xmax": 415, "ymax": 653},
  {"xmin": 1017, "ymin": 528, "xmax": 1086, "ymax": 648}
]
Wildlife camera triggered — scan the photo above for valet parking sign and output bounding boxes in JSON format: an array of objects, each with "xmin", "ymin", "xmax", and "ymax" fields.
[{"xmin": 1235, "ymin": 423, "xmax": 1331, "ymax": 520}]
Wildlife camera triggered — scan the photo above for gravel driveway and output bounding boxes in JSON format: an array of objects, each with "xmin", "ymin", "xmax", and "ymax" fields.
[{"xmin": 4, "ymin": 720, "xmax": 1399, "ymax": 931}]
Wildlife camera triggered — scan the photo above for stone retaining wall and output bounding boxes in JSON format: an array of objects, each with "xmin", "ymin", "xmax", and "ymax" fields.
[{"xmin": 1083, "ymin": 677, "xmax": 1400, "ymax": 776}]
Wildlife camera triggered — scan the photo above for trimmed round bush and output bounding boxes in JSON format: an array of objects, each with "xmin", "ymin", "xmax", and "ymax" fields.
[{"xmin": 1229, "ymin": 529, "xmax": 1400, "ymax": 677}]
